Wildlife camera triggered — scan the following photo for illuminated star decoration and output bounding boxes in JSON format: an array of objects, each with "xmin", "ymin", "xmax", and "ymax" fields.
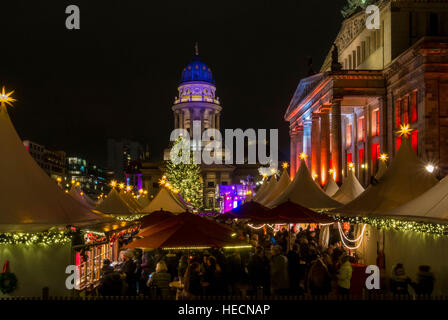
[
  {"xmin": 299, "ymin": 152, "xmax": 308, "ymax": 160},
  {"xmin": 0, "ymin": 87, "xmax": 16, "ymax": 108},
  {"xmin": 282, "ymin": 162, "xmax": 289, "ymax": 169},
  {"xmin": 379, "ymin": 153, "xmax": 389, "ymax": 161},
  {"xmin": 397, "ymin": 124, "xmax": 413, "ymax": 137},
  {"xmin": 348, "ymin": 162, "xmax": 355, "ymax": 170}
]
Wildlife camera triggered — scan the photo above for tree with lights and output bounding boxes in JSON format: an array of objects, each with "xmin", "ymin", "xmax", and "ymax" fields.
[
  {"xmin": 341, "ymin": 0, "xmax": 377, "ymax": 18},
  {"xmin": 165, "ymin": 137, "xmax": 204, "ymax": 210}
]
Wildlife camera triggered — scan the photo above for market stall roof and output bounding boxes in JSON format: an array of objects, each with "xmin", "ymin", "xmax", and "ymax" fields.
[
  {"xmin": 268, "ymin": 159, "xmax": 342, "ymax": 210},
  {"xmin": 119, "ymin": 190, "xmax": 143, "ymax": 211},
  {"xmin": 69, "ymin": 185, "xmax": 97, "ymax": 209},
  {"xmin": 96, "ymin": 188, "xmax": 139, "ymax": 216},
  {"xmin": 381, "ymin": 174, "xmax": 448, "ymax": 224},
  {"xmin": 125, "ymin": 213, "xmax": 243, "ymax": 249},
  {"xmin": 261, "ymin": 169, "xmax": 291, "ymax": 206},
  {"xmin": 332, "ymin": 170, "xmax": 365, "ymax": 204},
  {"xmin": 375, "ymin": 159, "xmax": 388, "ymax": 180},
  {"xmin": 0, "ymin": 102, "xmax": 108, "ymax": 232},
  {"xmin": 253, "ymin": 200, "xmax": 335, "ymax": 224},
  {"xmin": 331, "ymin": 136, "xmax": 438, "ymax": 217},
  {"xmin": 139, "ymin": 210, "xmax": 173, "ymax": 229},
  {"xmin": 141, "ymin": 187, "xmax": 187, "ymax": 214},
  {"xmin": 324, "ymin": 173, "xmax": 339, "ymax": 197},
  {"xmin": 222, "ymin": 200, "xmax": 269, "ymax": 220},
  {"xmin": 137, "ymin": 195, "xmax": 151, "ymax": 208},
  {"xmin": 253, "ymin": 176, "xmax": 276, "ymax": 202}
]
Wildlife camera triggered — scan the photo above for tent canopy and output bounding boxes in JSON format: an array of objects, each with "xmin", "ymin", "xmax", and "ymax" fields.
[
  {"xmin": 69, "ymin": 185, "xmax": 97, "ymax": 209},
  {"xmin": 96, "ymin": 188, "xmax": 138, "ymax": 216},
  {"xmin": 253, "ymin": 200, "xmax": 336, "ymax": 224},
  {"xmin": 268, "ymin": 159, "xmax": 342, "ymax": 209},
  {"xmin": 331, "ymin": 136, "xmax": 438, "ymax": 217},
  {"xmin": 382, "ymin": 174, "xmax": 448, "ymax": 224},
  {"xmin": 332, "ymin": 170, "xmax": 365, "ymax": 204},
  {"xmin": 139, "ymin": 210, "xmax": 173, "ymax": 229},
  {"xmin": 0, "ymin": 106, "xmax": 108, "ymax": 232},
  {"xmin": 253, "ymin": 175, "xmax": 277, "ymax": 203},
  {"xmin": 137, "ymin": 195, "xmax": 151, "ymax": 209},
  {"xmin": 126, "ymin": 213, "xmax": 241, "ymax": 249},
  {"xmin": 141, "ymin": 187, "xmax": 186, "ymax": 214},
  {"xmin": 222, "ymin": 200, "xmax": 269, "ymax": 220},
  {"xmin": 261, "ymin": 169, "xmax": 291, "ymax": 206},
  {"xmin": 324, "ymin": 173, "xmax": 339, "ymax": 197}
]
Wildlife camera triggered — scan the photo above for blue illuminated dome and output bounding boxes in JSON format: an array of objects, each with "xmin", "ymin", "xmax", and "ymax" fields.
[{"xmin": 181, "ymin": 55, "xmax": 215, "ymax": 84}]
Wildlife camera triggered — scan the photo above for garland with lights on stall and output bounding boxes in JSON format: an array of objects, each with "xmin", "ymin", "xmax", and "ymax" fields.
[
  {"xmin": 0, "ymin": 261, "xmax": 18, "ymax": 294},
  {"xmin": 0, "ymin": 229, "xmax": 73, "ymax": 245},
  {"xmin": 333, "ymin": 215, "xmax": 448, "ymax": 236}
]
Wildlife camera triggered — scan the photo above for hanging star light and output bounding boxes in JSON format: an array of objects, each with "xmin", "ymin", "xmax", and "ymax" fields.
[
  {"xmin": 110, "ymin": 180, "xmax": 117, "ymax": 188},
  {"xmin": 0, "ymin": 87, "xmax": 16, "ymax": 108},
  {"xmin": 299, "ymin": 152, "xmax": 308, "ymax": 160},
  {"xmin": 119, "ymin": 183, "xmax": 125, "ymax": 190},
  {"xmin": 397, "ymin": 123, "xmax": 413, "ymax": 137},
  {"xmin": 282, "ymin": 162, "xmax": 289, "ymax": 169},
  {"xmin": 379, "ymin": 153, "xmax": 389, "ymax": 161}
]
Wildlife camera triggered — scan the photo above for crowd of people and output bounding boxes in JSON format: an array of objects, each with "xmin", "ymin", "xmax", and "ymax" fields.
[{"xmin": 96, "ymin": 225, "xmax": 435, "ymax": 299}]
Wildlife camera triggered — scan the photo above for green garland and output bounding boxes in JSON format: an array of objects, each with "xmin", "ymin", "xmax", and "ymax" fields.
[
  {"xmin": 0, "ymin": 231, "xmax": 72, "ymax": 245},
  {"xmin": 0, "ymin": 272, "xmax": 18, "ymax": 294},
  {"xmin": 333, "ymin": 215, "xmax": 448, "ymax": 236}
]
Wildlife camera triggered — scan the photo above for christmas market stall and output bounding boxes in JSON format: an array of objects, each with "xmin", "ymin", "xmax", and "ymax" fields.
[
  {"xmin": 0, "ymin": 90, "xmax": 111, "ymax": 297},
  {"xmin": 330, "ymin": 129, "xmax": 448, "ymax": 294}
]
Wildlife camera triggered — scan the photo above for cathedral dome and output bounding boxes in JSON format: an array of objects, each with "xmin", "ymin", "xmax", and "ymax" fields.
[{"xmin": 180, "ymin": 55, "xmax": 215, "ymax": 84}]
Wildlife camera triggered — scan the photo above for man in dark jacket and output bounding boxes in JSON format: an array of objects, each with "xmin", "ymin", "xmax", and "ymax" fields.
[
  {"xmin": 411, "ymin": 265, "xmax": 435, "ymax": 296},
  {"xmin": 248, "ymin": 246, "xmax": 270, "ymax": 295},
  {"xmin": 120, "ymin": 249, "xmax": 138, "ymax": 296}
]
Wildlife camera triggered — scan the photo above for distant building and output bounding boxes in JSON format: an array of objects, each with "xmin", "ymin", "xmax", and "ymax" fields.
[
  {"xmin": 107, "ymin": 138, "xmax": 146, "ymax": 180},
  {"xmin": 23, "ymin": 140, "xmax": 66, "ymax": 181},
  {"xmin": 66, "ymin": 156, "xmax": 111, "ymax": 196}
]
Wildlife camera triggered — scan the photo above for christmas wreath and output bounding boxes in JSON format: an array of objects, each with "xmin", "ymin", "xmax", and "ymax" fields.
[
  {"xmin": 0, "ymin": 260, "xmax": 18, "ymax": 294},
  {"xmin": 0, "ymin": 272, "xmax": 18, "ymax": 294}
]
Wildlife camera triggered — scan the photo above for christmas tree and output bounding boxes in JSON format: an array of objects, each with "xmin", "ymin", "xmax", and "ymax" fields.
[
  {"xmin": 165, "ymin": 137, "xmax": 204, "ymax": 210},
  {"xmin": 341, "ymin": 0, "xmax": 376, "ymax": 18}
]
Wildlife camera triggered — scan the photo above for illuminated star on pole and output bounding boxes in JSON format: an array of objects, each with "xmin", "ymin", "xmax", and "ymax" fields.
[
  {"xmin": 397, "ymin": 124, "xmax": 413, "ymax": 137},
  {"xmin": 0, "ymin": 87, "xmax": 16, "ymax": 108},
  {"xmin": 299, "ymin": 152, "xmax": 308, "ymax": 160},
  {"xmin": 282, "ymin": 162, "xmax": 289, "ymax": 169},
  {"xmin": 379, "ymin": 153, "xmax": 389, "ymax": 161}
]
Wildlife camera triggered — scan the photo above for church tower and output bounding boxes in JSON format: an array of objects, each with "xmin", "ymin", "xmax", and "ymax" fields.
[{"xmin": 172, "ymin": 44, "xmax": 222, "ymax": 135}]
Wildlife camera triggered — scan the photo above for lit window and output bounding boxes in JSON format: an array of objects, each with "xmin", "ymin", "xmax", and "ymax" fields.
[
  {"xmin": 346, "ymin": 124, "xmax": 352, "ymax": 148},
  {"xmin": 411, "ymin": 91, "xmax": 418, "ymax": 123},
  {"xmin": 357, "ymin": 117, "xmax": 365, "ymax": 142},
  {"xmin": 371, "ymin": 109, "xmax": 380, "ymax": 136}
]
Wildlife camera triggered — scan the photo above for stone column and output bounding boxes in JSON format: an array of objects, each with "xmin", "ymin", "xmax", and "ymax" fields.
[
  {"xmin": 179, "ymin": 110, "xmax": 184, "ymax": 130},
  {"xmin": 320, "ymin": 108, "xmax": 331, "ymax": 186},
  {"xmin": 211, "ymin": 110, "xmax": 216, "ymax": 129},
  {"xmin": 303, "ymin": 120, "xmax": 312, "ymax": 169},
  {"xmin": 290, "ymin": 129, "xmax": 298, "ymax": 179},
  {"xmin": 311, "ymin": 113, "xmax": 321, "ymax": 181},
  {"xmin": 216, "ymin": 113, "xmax": 220, "ymax": 131},
  {"xmin": 331, "ymin": 99, "xmax": 343, "ymax": 183},
  {"xmin": 174, "ymin": 111, "xmax": 179, "ymax": 129}
]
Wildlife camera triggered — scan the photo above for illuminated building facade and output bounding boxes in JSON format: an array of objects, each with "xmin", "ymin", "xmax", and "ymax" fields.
[
  {"xmin": 66, "ymin": 157, "xmax": 111, "ymax": 196},
  {"xmin": 23, "ymin": 140, "xmax": 66, "ymax": 181},
  {"xmin": 286, "ymin": 0, "xmax": 448, "ymax": 186}
]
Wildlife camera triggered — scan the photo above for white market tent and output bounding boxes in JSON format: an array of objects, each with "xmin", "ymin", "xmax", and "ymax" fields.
[
  {"xmin": 261, "ymin": 169, "xmax": 291, "ymax": 206},
  {"xmin": 68, "ymin": 185, "xmax": 98, "ymax": 209},
  {"xmin": 253, "ymin": 175, "xmax": 277, "ymax": 203},
  {"xmin": 137, "ymin": 195, "xmax": 151, "ymax": 208},
  {"xmin": 332, "ymin": 136, "xmax": 438, "ymax": 217},
  {"xmin": 375, "ymin": 159, "xmax": 388, "ymax": 180},
  {"xmin": 324, "ymin": 173, "xmax": 339, "ymax": 197},
  {"xmin": 0, "ymin": 105, "xmax": 108, "ymax": 233},
  {"xmin": 253, "ymin": 178, "xmax": 268, "ymax": 200},
  {"xmin": 382, "ymin": 174, "xmax": 448, "ymax": 224},
  {"xmin": 119, "ymin": 189, "xmax": 143, "ymax": 211},
  {"xmin": 141, "ymin": 187, "xmax": 187, "ymax": 214},
  {"xmin": 268, "ymin": 159, "xmax": 342, "ymax": 209},
  {"xmin": 332, "ymin": 169, "xmax": 365, "ymax": 204},
  {"xmin": 96, "ymin": 188, "xmax": 139, "ymax": 216}
]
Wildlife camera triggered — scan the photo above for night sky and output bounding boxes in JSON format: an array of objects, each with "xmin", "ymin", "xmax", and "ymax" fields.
[{"xmin": 1, "ymin": 0, "xmax": 347, "ymax": 167}]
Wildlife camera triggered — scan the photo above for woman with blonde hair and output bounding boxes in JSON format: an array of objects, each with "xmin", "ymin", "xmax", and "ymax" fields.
[{"xmin": 147, "ymin": 260, "xmax": 172, "ymax": 298}]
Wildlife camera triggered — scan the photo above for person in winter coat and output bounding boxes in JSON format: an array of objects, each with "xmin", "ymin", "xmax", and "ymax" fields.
[
  {"xmin": 411, "ymin": 265, "xmax": 435, "ymax": 296},
  {"xmin": 337, "ymin": 255, "xmax": 352, "ymax": 296},
  {"xmin": 270, "ymin": 245, "xmax": 289, "ymax": 295},
  {"xmin": 308, "ymin": 257, "xmax": 332, "ymax": 296},
  {"xmin": 390, "ymin": 263, "xmax": 411, "ymax": 296},
  {"xmin": 248, "ymin": 246, "xmax": 270, "ymax": 295},
  {"xmin": 147, "ymin": 261, "xmax": 172, "ymax": 298}
]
